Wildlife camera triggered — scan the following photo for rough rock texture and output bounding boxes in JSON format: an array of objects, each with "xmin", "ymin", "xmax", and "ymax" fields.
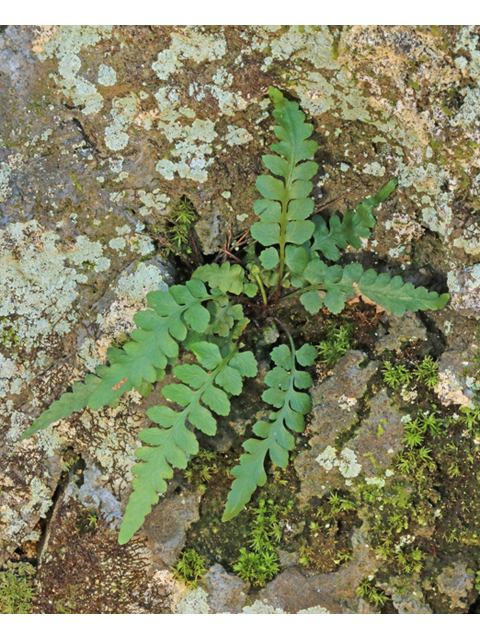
[
  {"xmin": 143, "ymin": 492, "xmax": 201, "ymax": 567},
  {"xmin": 436, "ymin": 561, "xmax": 475, "ymax": 611},
  {"xmin": 3, "ymin": 25, "xmax": 480, "ymax": 614},
  {"xmin": 200, "ymin": 563, "xmax": 248, "ymax": 613},
  {"xmin": 295, "ymin": 350, "xmax": 378, "ymax": 500},
  {"xmin": 348, "ymin": 389, "xmax": 405, "ymax": 477},
  {"xmin": 375, "ymin": 312, "xmax": 428, "ymax": 354}
]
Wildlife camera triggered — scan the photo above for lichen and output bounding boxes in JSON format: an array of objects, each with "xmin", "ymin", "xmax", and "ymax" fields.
[
  {"xmin": 0, "ymin": 162, "xmax": 12, "ymax": 202},
  {"xmin": 105, "ymin": 95, "xmax": 139, "ymax": 151}
]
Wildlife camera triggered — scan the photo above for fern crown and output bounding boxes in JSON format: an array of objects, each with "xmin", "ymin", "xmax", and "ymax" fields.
[{"xmin": 21, "ymin": 86, "xmax": 449, "ymax": 544}]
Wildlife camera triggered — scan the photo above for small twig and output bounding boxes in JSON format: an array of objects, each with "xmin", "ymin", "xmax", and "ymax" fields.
[
  {"xmin": 312, "ymin": 190, "xmax": 352, "ymax": 215},
  {"xmin": 217, "ymin": 248, "xmax": 245, "ymax": 265}
]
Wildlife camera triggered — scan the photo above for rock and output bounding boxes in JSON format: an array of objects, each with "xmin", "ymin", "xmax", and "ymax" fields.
[
  {"xmin": 295, "ymin": 351, "xmax": 378, "ymax": 501},
  {"xmin": 308, "ymin": 523, "xmax": 381, "ymax": 612},
  {"xmin": 201, "ymin": 563, "xmax": 248, "ymax": 613},
  {"xmin": 436, "ymin": 561, "xmax": 475, "ymax": 610},
  {"xmin": 381, "ymin": 575, "xmax": 433, "ymax": 614},
  {"xmin": 256, "ymin": 567, "xmax": 348, "ymax": 614},
  {"xmin": 144, "ymin": 492, "xmax": 201, "ymax": 567},
  {"xmin": 347, "ymin": 389, "xmax": 405, "ymax": 477},
  {"xmin": 447, "ymin": 265, "xmax": 480, "ymax": 317},
  {"xmin": 375, "ymin": 312, "xmax": 427, "ymax": 353},
  {"xmin": 435, "ymin": 349, "xmax": 476, "ymax": 407},
  {"xmin": 175, "ymin": 587, "xmax": 211, "ymax": 614}
]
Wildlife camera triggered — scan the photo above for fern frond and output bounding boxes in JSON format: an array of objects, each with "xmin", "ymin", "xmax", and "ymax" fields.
[
  {"xmin": 250, "ymin": 87, "xmax": 318, "ymax": 282},
  {"xmin": 222, "ymin": 342, "xmax": 317, "ymax": 522},
  {"xmin": 310, "ymin": 179, "xmax": 398, "ymax": 260},
  {"xmin": 193, "ymin": 261, "xmax": 257, "ymax": 298},
  {"xmin": 298, "ymin": 261, "xmax": 449, "ymax": 316},
  {"xmin": 119, "ymin": 341, "xmax": 257, "ymax": 543},
  {"xmin": 21, "ymin": 280, "xmax": 223, "ymax": 440}
]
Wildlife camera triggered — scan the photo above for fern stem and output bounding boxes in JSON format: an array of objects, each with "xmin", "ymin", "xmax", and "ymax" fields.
[
  {"xmin": 251, "ymin": 265, "xmax": 268, "ymax": 306},
  {"xmin": 279, "ymin": 285, "xmax": 324, "ymax": 302}
]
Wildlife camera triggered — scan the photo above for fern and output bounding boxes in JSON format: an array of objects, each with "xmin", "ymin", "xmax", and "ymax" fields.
[
  {"xmin": 222, "ymin": 341, "xmax": 317, "ymax": 521},
  {"xmin": 119, "ymin": 339, "xmax": 257, "ymax": 543},
  {"xmin": 21, "ymin": 87, "xmax": 449, "ymax": 546}
]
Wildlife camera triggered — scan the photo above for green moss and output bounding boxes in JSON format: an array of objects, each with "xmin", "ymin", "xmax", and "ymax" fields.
[
  {"xmin": 173, "ymin": 549, "xmax": 206, "ymax": 587},
  {"xmin": 0, "ymin": 562, "xmax": 37, "ymax": 614}
]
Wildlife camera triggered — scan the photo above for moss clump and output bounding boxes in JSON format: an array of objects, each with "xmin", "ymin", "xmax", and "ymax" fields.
[
  {"xmin": 173, "ymin": 549, "xmax": 206, "ymax": 587},
  {"xmin": 0, "ymin": 562, "xmax": 37, "ymax": 614},
  {"xmin": 233, "ymin": 499, "xmax": 281, "ymax": 586}
]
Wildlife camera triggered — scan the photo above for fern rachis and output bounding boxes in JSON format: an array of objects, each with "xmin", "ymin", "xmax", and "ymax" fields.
[{"xmin": 21, "ymin": 86, "xmax": 449, "ymax": 545}]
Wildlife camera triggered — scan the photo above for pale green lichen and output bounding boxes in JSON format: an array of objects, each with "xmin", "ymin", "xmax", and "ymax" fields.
[
  {"xmin": 363, "ymin": 161, "xmax": 386, "ymax": 177},
  {"xmin": 105, "ymin": 95, "xmax": 139, "ymax": 151},
  {"xmin": 0, "ymin": 162, "xmax": 12, "ymax": 202},
  {"xmin": 0, "ymin": 222, "xmax": 110, "ymax": 354},
  {"xmin": 175, "ymin": 587, "xmax": 210, "ymax": 614},
  {"xmin": 152, "ymin": 30, "xmax": 226, "ymax": 82},
  {"xmin": 224, "ymin": 126, "xmax": 253, "ymax": 147},
  {"xmin": 241, "ymin": 600, "xmax": 284, "ymax": 614},
  {"xmin": 109, "ymin": 237, "xmax": 127, "ymax": 251},
  {"xmin": 114, "ymin": 263, "xmax": 168, "ymax": 303},
  {"xmin": 33, "ymin": 26, "xmax": 113, "ymax": 116},
  {"xmin": 316, "ymin": 445, "xmax": 362, "ymax": 479},
  {"xmin": 155, "ymin": 117, "xmax": 218, "ymax": 183},
  {"xmin": 55, "ymin": 53, "xmax": 103, "ymax": 115},
  {"xmin": 98, "ymin": 64, "xmax": 117, "ymax": 86}
]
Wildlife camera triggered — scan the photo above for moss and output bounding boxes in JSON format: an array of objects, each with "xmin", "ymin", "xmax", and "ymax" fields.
[{"xmin": 0, "ymin": 562, "xmax": 37, "ymax": 613}]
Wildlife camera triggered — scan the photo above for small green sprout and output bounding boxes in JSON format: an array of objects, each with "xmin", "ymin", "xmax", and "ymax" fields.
[
  {"xmin": 318, "ymin": 322, "xmax": 353, "ymax": 367},
  {"xmin": 383, "ymin": 362, "xmax": 412, "ymax": 389},
  {"xmin": 357, "ymin": 578, "xmax": 389, "ymax": 606},
  {"xmin": 233, "ymin": 499, "xmax": 282, "ymax": 586},
  {"xmin": 414, "ymin": 355, "xmax": 439, "ymax": 389},
  {"xmin": 173, "ymin": 549, "xmax": 206, "ymax": 587},
  {"xmin": 233, "ymin": 548, "xmax": 279, "ymax": 587},
  {"xmin": 87, "ymin": 512, "xmax": 99, "ymax": 529},
  {"xmin": 166, "ymin": 196, "xmax": 197, "ymax": 255}
]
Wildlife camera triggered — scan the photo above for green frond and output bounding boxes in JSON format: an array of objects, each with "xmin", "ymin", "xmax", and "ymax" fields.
[
  {"xmin": 298, "ymin": 261, "xmax": 449, "ymax": 317},
  {"xmin": 119, "ymin": 341, "xmax": 257, "ymax": 543},
  {"xmin": 22, "ymin": 281, "xmax": 223, "ymax": 440},
  {"xmin": 250, "ymin": 86, "xmax": 318, "ymax": 285},
  {"xmin": 310, "ymin": 179, "xmax": 398, "ymax": 260},
  {"xmin": 222, "ymin": 342, "xmax": 317, "ymax": 521}
]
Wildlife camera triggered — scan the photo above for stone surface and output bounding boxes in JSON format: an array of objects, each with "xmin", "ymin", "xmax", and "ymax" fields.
[
  {"xmin": 381, "ymin": 575, "xmax": 433, "ymax": 614},
  {"xmin": 375, "ymin": 312, "xmax": 427, "ymax": 353},
  {"xmin": 347, "ymin": 389, "xmax": 405, "ymax": 477},
  {"xmin": 257, "ymin": 567, "xmax": 348, "ymax": 614},
  {"xmin": 201, "ymin": 563, "xmax": 248, "ymax": 613},
  {"xmin": 436, "ymin": 561, "xmax": 475, "ymax": 610},
  {"xmin": 295, "ymin": 351, "xmax": 378, "ymax": 501},
  {"xmin": 448, "ymin": 265, "xmax": 480, "ymax": 318},
  {"xmin": 144, "ymin": 492, "xmax": 201, "ymax": 568}
]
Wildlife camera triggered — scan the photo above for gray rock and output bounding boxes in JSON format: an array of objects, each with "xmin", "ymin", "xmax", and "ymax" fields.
[
  {"xmin": 257, "ymin": 567, "xmax": 348, "ymax": 614},
  {"xmin": 436, "ymin": 561, "xmax": 475, "ymax": 610},
  {"xmin": 201, "ymin": 563, "xmax": 248, "ymax": 613},
  {"xmin": 375, "ymin": 312, "xmax": 427, "ymax": 353},
  {"xmin": 435, "ymin": 348, "xmax": 476, "ymax": 407},
  {"xmin": 348, "ymin": 389, "xmax": 404, "ymax": 477},
  {"xmin": 381, "ymin": 575, "xmax": 433, "ymax": 614},
  {"xmin": 144, "ymin": 492, "xmax": 201, "ymax": 567},
  {"xmin": 295, "ymin": 351, "xmax": 378, "ymax": 501},
  {"xmin": 448, "ymin": 265, "xmax": 480, "ymax": 317}
]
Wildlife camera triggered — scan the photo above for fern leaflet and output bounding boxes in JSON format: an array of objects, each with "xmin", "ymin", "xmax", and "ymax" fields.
[
  {"xmin": 250, "ymin": 86, "xmax": 318, "ymax": 286},
  {"xmin": 222, "ymin": 341, "xmax": 317, "ymax": 521},
  {"xmin": 119, "ymin": 340, "xmax": 257, "ymax": 543},
  {"xmin": 21, "ymin": 280, "xmax": 223, "ymax": 439},
  {"xmin": 310, "ymin": 178, "xmax": 398, "ymax": 260}
]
